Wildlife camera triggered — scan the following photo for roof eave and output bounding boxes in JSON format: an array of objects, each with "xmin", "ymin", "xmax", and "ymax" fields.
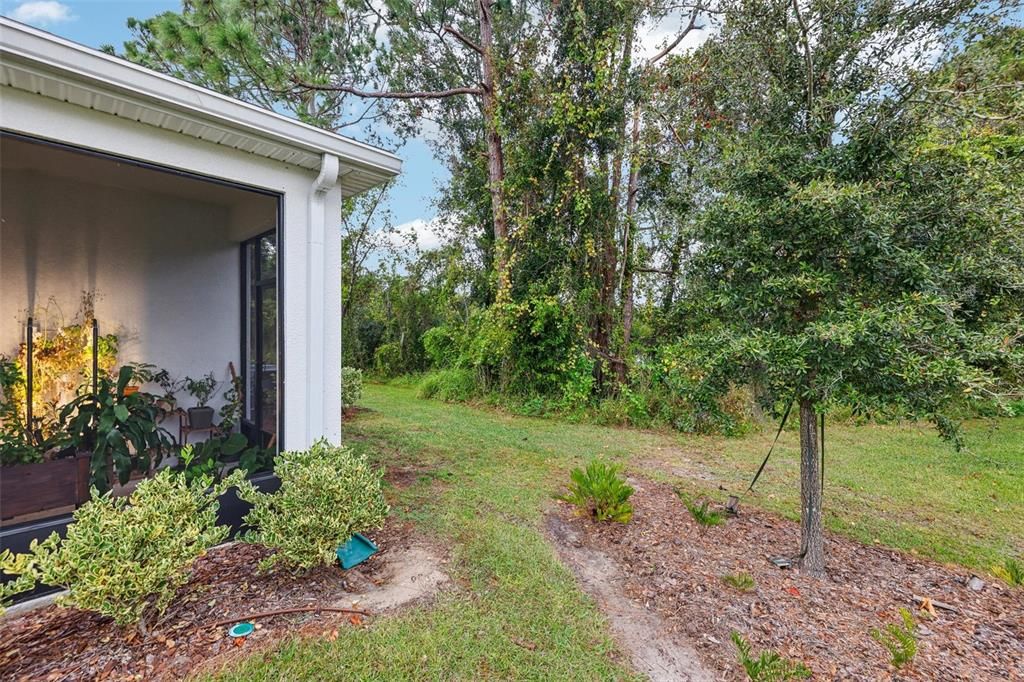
[{"xmin": 0, "ymin": 18, "xmax": 402, "ymax": 190}]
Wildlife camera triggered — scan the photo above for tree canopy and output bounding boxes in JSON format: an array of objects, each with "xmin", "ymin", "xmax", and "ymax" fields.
[{"xmin": 119, "ymin": 0, "xmax": 1024, "ymax": 573}]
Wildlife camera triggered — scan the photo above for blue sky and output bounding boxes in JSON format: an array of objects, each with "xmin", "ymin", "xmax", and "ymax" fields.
[{"xmin": 0, "ymin": 0, "xmax": 447, "ymax": 243}]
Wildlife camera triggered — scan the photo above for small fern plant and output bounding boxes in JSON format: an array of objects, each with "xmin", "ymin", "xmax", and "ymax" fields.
[
  {"xmin": 687, "ymin": 499, "xmax": 724, "ymax": 529},
  {"xmin": 722, "ymin": 572, "xmax": 756, "ymax": 592},
  {"xmin": 992, "ymin": 557, "xmax": 1023, "ymax": 587},
  {"xmin": 559, "ymin": 460, "xmax": 634, "ymax": 523},
  {"xmin": 871, "ymin": 608, "xmax": 918, "ymax": 668},
  {"xmin": 731, "ymin": 632, "xmax": 811, "ymax": 681}
]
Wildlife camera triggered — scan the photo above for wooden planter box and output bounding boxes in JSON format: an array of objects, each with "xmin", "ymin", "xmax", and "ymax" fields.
[{"xmin": 1, "ymin": 453, "xmax": 91, "ymax": 521}]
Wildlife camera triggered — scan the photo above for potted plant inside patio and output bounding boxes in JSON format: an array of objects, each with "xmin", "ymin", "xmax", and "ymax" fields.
[
  {"xmin": 184, "ymin": 372, "xmax": 218, "ymax": 430},
  {"xmin": 60, "ymin": 365, "xmax": 174, "ymax": 492}
]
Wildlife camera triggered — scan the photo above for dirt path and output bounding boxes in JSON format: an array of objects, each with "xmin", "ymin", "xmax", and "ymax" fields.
[{"xmin": 548, "ymin": 515, "xmax": 716, "ymax": 682}]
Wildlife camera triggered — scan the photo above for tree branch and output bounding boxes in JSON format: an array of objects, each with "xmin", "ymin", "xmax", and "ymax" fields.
[
  {"xmin": 791, "ymin": 0, "xmax": 815, "ymax": 116},
  {"xmin": 444, "ymin": 25, "xmax": 484, "ymax": 55},
  {"xmin": 291, "ymin": 77, "xmax": 483, "ymax": 99},
  {"xmin": 648, "ymin": 3, "xmax": 704, "ymax": 65}
]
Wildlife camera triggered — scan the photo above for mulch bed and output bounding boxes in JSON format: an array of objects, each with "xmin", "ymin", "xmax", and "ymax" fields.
[
  {"xmin": 0, "ymin": 520, "xmax": 413, "ymax": 682},
  {"xmin": 551, "ymin": 476, "xmax": 1024, "ymax": 681}
]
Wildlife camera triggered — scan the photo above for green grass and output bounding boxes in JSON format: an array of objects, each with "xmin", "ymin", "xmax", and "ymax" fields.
[
  {"xmin": 211, "ymin": 384, "xmax": 1023, "ymax": 680},
  {"xmin": 649, "ymin": 415, "xmax": 1023, "ymax": 570}
]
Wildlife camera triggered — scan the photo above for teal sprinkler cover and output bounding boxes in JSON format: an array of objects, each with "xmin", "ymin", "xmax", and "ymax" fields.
[
  {"xmin": 337, "ymin": 533, "xmax": 378, "ymax": 569},
  {"xmin": 227, "ymin": 622, "xmax": 254, "ymax": 638}
]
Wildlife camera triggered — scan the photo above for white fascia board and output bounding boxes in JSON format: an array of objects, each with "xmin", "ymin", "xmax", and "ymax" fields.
[{"xmin": 0, "ymin": 18, "xmax": 401, "ymax": 185}]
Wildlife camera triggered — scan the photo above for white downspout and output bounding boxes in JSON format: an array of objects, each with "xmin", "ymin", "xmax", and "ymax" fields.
[{"xmin": 306, "ymin": 153, "xmax": 339, "ymax": 443}]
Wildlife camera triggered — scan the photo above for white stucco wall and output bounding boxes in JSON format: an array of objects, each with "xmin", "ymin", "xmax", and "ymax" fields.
[
  {"xmin": 1, "ymin": 86, "xmax": 345, "ymax": 449},
  {"xmin": 0, "ymin": 169, "xmax": 241, "ymax": 412}
]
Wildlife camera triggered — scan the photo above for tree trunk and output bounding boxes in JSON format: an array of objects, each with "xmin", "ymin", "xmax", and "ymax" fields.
[
  {"xmin": 616, "ymin": 108, "xmax": 642, "ymax": 383},
  {"xmin": 798, "ymin": 398, "xmax": 824, "ymax": 576},
  {"xmin": 478, "ymin": 0, "xmax": 509, "ymax": 298},
  {"xmin": 661, "ymin": 233, "xmax": 685, "ymax": 312}
]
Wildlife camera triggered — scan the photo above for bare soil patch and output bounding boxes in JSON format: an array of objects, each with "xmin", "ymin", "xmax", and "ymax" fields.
[
  {"xmin": 0, "ymin": 521, "xmax": 449, "ymax": 681},
  {"xmin": 343, "ymin": 406, "xmax": 374, "ymax": 419},
  {"xmin": 549, "ymin": 476, "xmax": 1024, "ymax": 681}
]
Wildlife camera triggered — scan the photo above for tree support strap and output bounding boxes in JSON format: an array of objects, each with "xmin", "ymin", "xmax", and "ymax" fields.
[
  {"xmin": 746, "ymin": 398, "xmax": 794, "ymax": 492},
  {"xmin": 746, "ymin": 400, "xmax": 826, "ymax": 495}
]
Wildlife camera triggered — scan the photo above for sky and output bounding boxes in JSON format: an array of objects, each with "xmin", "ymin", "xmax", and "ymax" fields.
[{"xmin": 0, "ymin": 0, "xmax": 449, "ymax": 248}]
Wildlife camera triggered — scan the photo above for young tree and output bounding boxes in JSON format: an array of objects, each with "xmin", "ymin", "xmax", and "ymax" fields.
[{"xmin": 676, "ymin": 0, "xmax": 1022, "ymax": 575}]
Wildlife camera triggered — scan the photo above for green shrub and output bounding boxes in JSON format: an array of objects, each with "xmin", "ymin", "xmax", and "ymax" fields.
[
  {"xmin": 558, "ymin": 460, "xmax": 634, "ymax": 523},
  {"xmin": 0, "ymin": 468, "xmax": 242, "ymax": 634},
  {"xmin": 236, "ymin": 439, "xmax": 389, "ymax": 571},
  {"xmin": 417, "ymin": 368, "xmax": 477, "ymax": 402},
  {"xmin": 685, "ymin": 498, "xmax": 725, "ymax": 528},
  {"xmin": 731, "ymin": 632, "xmax": 812, "ymax": 681},
  {"xmin": 992, "ymin": 557, "xmax": 1024, "ymax": 586},
  {"xmin": 373, "ymin": 342, "xmax": 403, "ymax": 377},
  {"xmin": 1008, "ymin": 399, "xmax": 1024, "ymax": 417},
  {"xmin": 722, "ymin": 572, "xmax": 756, "ymax": 592},
  {"xmin": 342, "ymin": 366, "xmax": 364, "ymax": 407},
  {"xmin": 871, "ymin": 607, "xmax": 918, "ymax": 668},
  {"xmin": 421, "ymin": 325, "xmax": 460, "ymax": 368}
]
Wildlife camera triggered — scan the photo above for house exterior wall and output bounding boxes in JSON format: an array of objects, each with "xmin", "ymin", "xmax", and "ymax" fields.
[
  {"xmin": 0, "ymin": 87, "xmax": 345, "ymax": 449},
  {"xmin": 0, "ymin": 169, "xmax": 240, "ymax": 413}
]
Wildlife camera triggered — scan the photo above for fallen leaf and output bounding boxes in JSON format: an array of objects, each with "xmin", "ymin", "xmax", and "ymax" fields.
[{"xmin": 784, "ymin": 586, "xmax": 801, "ymax": 597}]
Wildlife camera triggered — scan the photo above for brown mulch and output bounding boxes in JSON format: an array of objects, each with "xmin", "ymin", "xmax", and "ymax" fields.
[
  {"xmin": 0, "ymin": 520, "xmax": 413, "ymax": 682},
  {"xmin": 551, "ymin": 476, "xmax": 1024, "ymax": 681}
]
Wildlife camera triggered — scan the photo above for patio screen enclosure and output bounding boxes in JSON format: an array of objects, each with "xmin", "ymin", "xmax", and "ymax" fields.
[{"xmin": 0, "ymin": 131, "xmax": 282, "ymax": 527}]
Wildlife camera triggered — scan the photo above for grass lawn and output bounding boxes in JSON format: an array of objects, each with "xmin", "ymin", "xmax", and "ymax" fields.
[{"xmin": 212, "ymin": 384, "xmax": 1023, "ymax": 680}]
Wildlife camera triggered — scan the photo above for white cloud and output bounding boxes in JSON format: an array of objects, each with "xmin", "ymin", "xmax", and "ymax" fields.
[
  {"xmin": 8, "ymin": 1, "xmax": 75, "ymax": 26},
  {"xmin": 389, "ymin": 216, "xmax": 451, "ymax": 252}
]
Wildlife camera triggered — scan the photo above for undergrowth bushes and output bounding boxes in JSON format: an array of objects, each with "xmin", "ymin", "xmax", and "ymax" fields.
[
  {"xmin": 417, "ymin": 368, "xmax": 478, "ymax": 402},
  {"xmin": 401, "ymin": 314, "xmax": 766, "ymax": 436}
]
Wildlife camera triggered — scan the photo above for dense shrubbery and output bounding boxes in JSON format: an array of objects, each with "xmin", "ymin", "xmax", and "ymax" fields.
[
  {"xmin": 237, "ymin": 439, "xmax": 388, "ymax": 571},
  {"xmin": 0, "ymin": 468, "xmax": 243, "ymax": 633}
]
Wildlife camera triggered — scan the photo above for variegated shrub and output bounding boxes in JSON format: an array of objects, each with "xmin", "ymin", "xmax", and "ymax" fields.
[
  {"xmin": 0, "ymin": 468, "xmax": 243, "ymax": 634},
  {"xmin": 342, "ymin": 366, "xmax": 364, "ymax": 408},
  {"xmin": 236, "ymin": 439, "xmax": 388, "ymax": 571}
]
